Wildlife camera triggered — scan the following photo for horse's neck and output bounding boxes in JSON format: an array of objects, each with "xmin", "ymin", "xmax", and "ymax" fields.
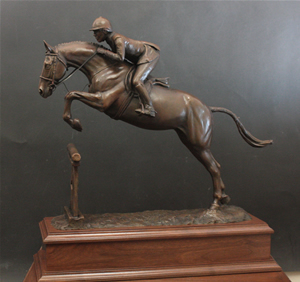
[
  {"xmin": 57, "ymin": 42, "xmax": 131, "ymax": 87},
  {"xmin": 58, "ymin": 42, "xmax": 95, "ymax": 66},
  {"xmin": 57, "ymin": 42, "xmax": 111, "ymax": 81}
]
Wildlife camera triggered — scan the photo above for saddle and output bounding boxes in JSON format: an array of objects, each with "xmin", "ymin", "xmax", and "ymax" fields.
[
  {"xmin": 112, "ymin": 66, "xmax": 170, "ymax": 120},
  {"xmin": 125, "ymin": 66, "xmax": 170, "ymax": 95}
]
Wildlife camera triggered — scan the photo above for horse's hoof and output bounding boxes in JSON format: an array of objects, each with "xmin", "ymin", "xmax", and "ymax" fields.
[
  {"xmin": 72, "ymin": 119, "xmax": 83, "ymax": 132},
  {"xmin": 220, "ymin": 195, "xmax": 231, "ymax": 205},
  {"xmin": 63, "ymin": 114, "xmax": 71, "ymax": 122},
  {"xmin": 209, "ymin": 203, "xmax": 220, "ymax": 210}
]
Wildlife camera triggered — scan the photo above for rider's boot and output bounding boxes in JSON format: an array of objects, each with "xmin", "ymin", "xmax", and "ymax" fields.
[
  {"xmin": 134, "ymin": 83, "xmax": 156, "ymax": 117},
  {"xmin": 144, "ymin": 104, "xmax": 156, "ymax": 117},
  {"xmin": 136, "ymin": 104, "xmax": 156, "ymax": 117}
]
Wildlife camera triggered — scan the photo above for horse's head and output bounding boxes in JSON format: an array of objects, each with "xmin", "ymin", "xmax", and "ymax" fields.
[{"xmin": 38, "ymin": 41, "xmax": 67, "ymax": 98}]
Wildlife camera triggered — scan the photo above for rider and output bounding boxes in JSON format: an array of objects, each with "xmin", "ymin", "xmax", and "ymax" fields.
[{"xmin": 90, "ymin": 17, "xmax": 160, "ymax": 117}]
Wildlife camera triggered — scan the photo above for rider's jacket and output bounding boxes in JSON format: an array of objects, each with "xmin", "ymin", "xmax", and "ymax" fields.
[{"xmin": 105, "ymin": 32, "xmax": 160, "ymax": 65}]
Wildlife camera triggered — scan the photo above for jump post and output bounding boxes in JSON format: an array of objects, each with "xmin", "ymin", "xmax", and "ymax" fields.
[{"xmin": 64, "ymin": 143, "xmax": 84, "ymax": 223}]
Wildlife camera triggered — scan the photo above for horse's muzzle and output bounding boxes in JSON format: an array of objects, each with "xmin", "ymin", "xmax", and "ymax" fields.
[{"xmin": 39, "ymin": 87, "xmax": 52, "ymax": 98}]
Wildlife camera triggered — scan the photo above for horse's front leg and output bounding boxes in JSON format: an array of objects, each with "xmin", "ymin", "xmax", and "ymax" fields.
[
  {"xmin": 63, "ymin": 91, "xmax": 103, "ymax": 131},
  {"xmin": 63, "ymin": 96, "xmax": 82, "ymax": 131}
]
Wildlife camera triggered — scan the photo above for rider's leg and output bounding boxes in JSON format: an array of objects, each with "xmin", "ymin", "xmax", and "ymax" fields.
[{"xmin": 133, "ymin": 57, "xmax": 159, "ymax": 117}]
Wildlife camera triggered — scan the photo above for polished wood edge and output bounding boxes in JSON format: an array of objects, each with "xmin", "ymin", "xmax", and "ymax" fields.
[
  {"xmin": 40, "ymin": 214, "xmax": 274, "ymax": 244},
  {"xmin": 35, "ymin": 250, "xmax": 282, "ymax": 281},
  {"xmin": 39, "ymin": 219, "xmax": 48, "ymax": 242},
  {"xmin": 33, "ymin": 253, "xmax": 42, "ymax": 279},
  {"xmin": 23, "ymin": 263, "xmax": 37, "ymax": 281},
  {"xmin": 132, "ymin": 272, "xmax": 291, "ymax": 282}
]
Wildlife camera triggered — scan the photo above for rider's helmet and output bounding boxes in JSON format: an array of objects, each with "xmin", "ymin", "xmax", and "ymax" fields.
[{"xmin": 90, "ymin": 17, "xmax": 112, "ymax": 32}]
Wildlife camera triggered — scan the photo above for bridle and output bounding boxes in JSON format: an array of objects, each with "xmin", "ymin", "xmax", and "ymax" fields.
[
  {"xmin": 40, "ymin": 50, "xmax": 97, "ymax": 90},
  {"xmin": 40, "ymin": 52, "xmax": 67, "ymax": 90}
]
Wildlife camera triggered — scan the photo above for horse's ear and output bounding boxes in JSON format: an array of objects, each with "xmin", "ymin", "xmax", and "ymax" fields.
[{"xmin": 43, "ymin": 40, "xmax": 55, "ymax": 53}]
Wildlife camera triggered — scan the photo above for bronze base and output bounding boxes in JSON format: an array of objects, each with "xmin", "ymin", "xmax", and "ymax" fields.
[
  {"xmin": 24, "ymin": 214, "xmax": 290, "ymax": 281},
  {"xmin": 52, "ymin": 205, "xmax": 251, "ymax": 230}
]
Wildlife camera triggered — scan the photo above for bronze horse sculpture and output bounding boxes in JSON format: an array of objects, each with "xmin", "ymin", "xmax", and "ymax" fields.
[{"xmin": 38, "ymin": 41, "xmax": 272, "ymax": 209}]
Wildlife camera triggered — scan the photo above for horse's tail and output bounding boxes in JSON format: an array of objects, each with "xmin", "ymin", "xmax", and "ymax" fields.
[{"xmin": 210, "ymin": 107, "xmax": 273, "ymax": 148}]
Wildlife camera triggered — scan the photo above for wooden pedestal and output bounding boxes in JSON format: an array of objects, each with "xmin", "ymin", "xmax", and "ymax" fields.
[{"xmin": 24, "ymin": 215, "xmax": 290, "ymax": 281}]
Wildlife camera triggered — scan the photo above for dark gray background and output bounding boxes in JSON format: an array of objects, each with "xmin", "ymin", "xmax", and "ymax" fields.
[{"xmin": 1, "ymin": 1, "xmax": 300, "ymax": 280}]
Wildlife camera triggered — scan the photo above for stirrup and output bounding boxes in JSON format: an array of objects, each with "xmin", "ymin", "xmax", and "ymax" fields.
[
  {"xmin": 135, "ymin": 108, "xmax": 144, "ymax": 114},
  {"xmin": 135, "ymin": 105, "xmax": 156, "ymax": 117},
  {"xmin": 135, "ymin": 103, "xmax": 145, "ymax": 114}
]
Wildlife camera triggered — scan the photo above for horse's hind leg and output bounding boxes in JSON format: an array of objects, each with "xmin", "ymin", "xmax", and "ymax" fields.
[
  {"xmin": 176, "ymin": 130, "xmax": 229, "ymax": 209},
  {"xmin": 209, "ymin": 154, "xmax": 230, "ymax": 204},
  {"xmin": 197, "ymin": 149, "xmax": 230, "ymax": 209},
  {"xmin": 192, "ymin": 148, "xmax": 227, "ymax": 209}
]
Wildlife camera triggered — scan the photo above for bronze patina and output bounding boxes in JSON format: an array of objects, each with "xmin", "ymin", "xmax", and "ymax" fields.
[
  {"xmin": 52, "ymin": 205, "xmax": 251, "ymax": 230},
  {"xmin": 64, "ymin": 143, "xmax": 84, "ymax": 223},
  {"xmin": 38, "ymin": 20, "xmax": 272, "ymax": 210},
  {"xmin": 90, "ymin": 17, "xmax": 159, "ymax": 117},
  {"xmin": 51, "ymin": 144, "xmax": 251, "ymax": 229}
]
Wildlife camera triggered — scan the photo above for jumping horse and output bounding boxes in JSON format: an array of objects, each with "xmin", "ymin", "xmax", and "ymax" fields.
[{"xmin": 38, "ymin": 41, "xmax": 272, "ymax": 209}]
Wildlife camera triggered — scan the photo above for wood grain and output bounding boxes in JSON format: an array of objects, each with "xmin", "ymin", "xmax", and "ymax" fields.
[
  {"xmin": 26, "ymin": 250, "xmax": 289, "ymax": 282},
  {"xmin": 24, "ymin": 215, "xmax": 290, "ymax": 282}
]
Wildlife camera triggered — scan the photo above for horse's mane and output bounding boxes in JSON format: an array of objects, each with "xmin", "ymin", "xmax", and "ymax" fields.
[
  {"xmin": 56, "ymin": 41, "xmax": 95, "ymax": 47},
  {"xmin": 56, "ymin": 41, "xmax": 110, "ymax": 51},
  {"xmin": 55, "ymin": 41, "xmax": 133, "ymax": 67}
]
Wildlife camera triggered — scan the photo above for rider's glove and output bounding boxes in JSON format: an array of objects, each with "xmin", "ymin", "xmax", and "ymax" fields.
[{"xmin": 97, "ymin": 47, "xmax": 106, "ymax": 55}]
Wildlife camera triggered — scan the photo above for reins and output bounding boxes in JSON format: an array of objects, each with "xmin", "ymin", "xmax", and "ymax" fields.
[
  {"xmin": 57, "ymin": 51, "xmax": 97, "ymax": 85},
  {"xmin": 40, "ymin": 50, "xmax": 97, "ymax": 89},
  {"xmin": 40, "ymin": 45, "xmax": 136, "ymax": 120}
]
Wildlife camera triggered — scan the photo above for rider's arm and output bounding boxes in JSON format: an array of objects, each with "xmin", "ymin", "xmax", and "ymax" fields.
[{"xmin": 97, "ymin": 37, "xmax": 125, "ymax": 62}]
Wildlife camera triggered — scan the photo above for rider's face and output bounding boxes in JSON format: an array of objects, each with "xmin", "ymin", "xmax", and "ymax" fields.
[{"xmin": 93, "ymin": 29, "xmax": 106, "ymax": 42}]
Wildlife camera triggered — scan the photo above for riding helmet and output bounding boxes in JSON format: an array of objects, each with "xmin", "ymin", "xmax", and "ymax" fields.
[{"xmin": 90, "ymin": 17, "xmax": 112, "ymax": 32}]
